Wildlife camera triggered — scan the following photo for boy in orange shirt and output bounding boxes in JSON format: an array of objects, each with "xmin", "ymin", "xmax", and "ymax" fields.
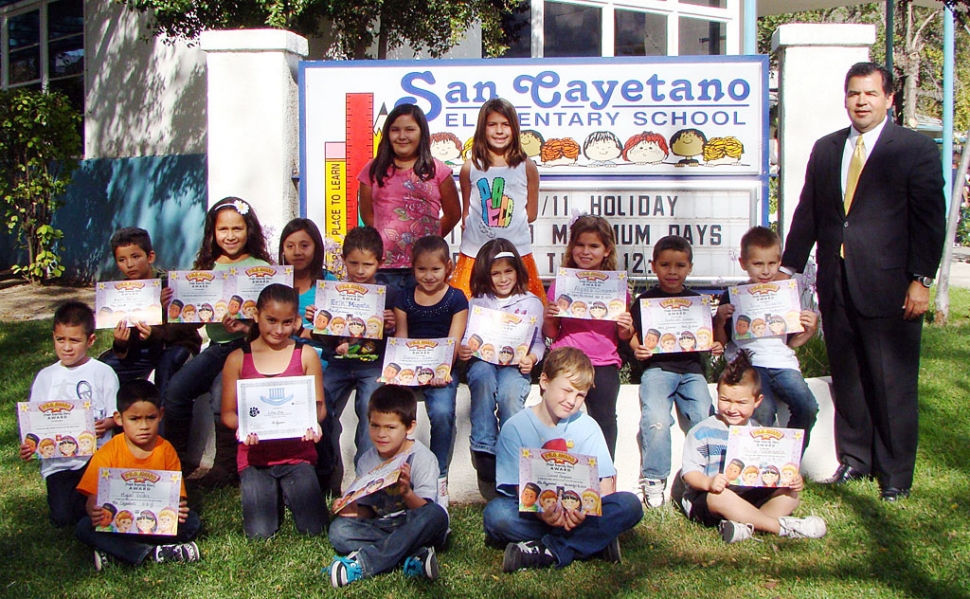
[{"xmin": 75, "ymin": 380, "xmax": 201, "ymax": 571}]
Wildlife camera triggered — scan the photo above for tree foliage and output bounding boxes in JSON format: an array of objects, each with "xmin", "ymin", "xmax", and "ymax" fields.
[
  {"xmin": 122, "ymin": 0, "xmax": 516, "ymax": 58},
  {"xmin": 0, "ymin": 89, "xmax": 81, "ymax": 283}
]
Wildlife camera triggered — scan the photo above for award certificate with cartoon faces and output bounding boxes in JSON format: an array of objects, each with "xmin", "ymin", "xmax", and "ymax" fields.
[
  {"xmin": 461, "ymin": 306, "xmax": 537, "ymax": 366},
  {"xmin": 96, "ymin": 468, "xmax": 182, "ymax": 536},
  {"xmin": 313, "ymin": 281, "xmax": 386, "ymax": 339},
  {"xmin": 95, "ymin": 279, "xmax": 163, "ymax": 329},
  {"xmin": 229, "ymin": 265, "xmax": 294, "ymax": 320},
  {"xmin": 18, "ymin": 400, "xmax": 96, "ymax": 460},
  {"xmin": 728, "ymin": 280, "xmax": 804, "ymax": 339},
  {"xmin": 167, "ymin": 270, "xmax": 231, "ymax": 323},
  {"xmin": 553, "ymin": 268, "xmax": 628, "ymax": 321},
  {"xmin": 380, "ymin": 338, "xmax": 455, "ymax": 386},
  {"xmin": 518, "ymin": 448, "xmax": 601, "ymax": 516},
  {"xmin": 331, "ymin": 450, "xmax": 412, "ymax": 514},
  {"xmin": 235, "ymin": 375, "xmax": 318, "ymax": 441},
  {"xmin": 724, "ymin": 426, "xmax": 804, "ymax": 488},
  {"xmin": 639, "ymin": 295, "xmax": 714, "ymax": 354}
]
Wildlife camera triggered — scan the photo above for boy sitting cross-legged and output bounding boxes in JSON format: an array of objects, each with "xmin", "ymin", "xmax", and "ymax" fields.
[
  {"xmin": 676, "ymin": 350, "xmax": 826, "ymax": 544},
  {"xmin": 483, "ymin": 347, "xmax": 643, "ymax": 572},
  {"xmin": 75, "ymin": 379, "xmax": 201, "ymax": 570},
  {"xmin": 325, "ymin": 384, "xmax": 449, "ymax": 588}
]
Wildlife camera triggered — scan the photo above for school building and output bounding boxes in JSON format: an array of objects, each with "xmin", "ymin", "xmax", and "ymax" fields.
[{"xmin": 0, "ymin": 0, "xmax": 942, "ymax": 278}]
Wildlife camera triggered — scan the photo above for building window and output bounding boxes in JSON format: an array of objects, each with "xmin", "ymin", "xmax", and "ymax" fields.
[
  {"xmin": 544, "ymin": 1, "xmax": 601, "ymax": 57},
  {"xmin": 493, "ymin": 0, "xmax": 735, "ymax": 58},
  {"xmin": 1, "ymin": 0, "xmax": 84, "ymax": 110},
  {"xmin": 615, "ymin": 9, "xmax": 667, "ymax": 57},
  {"xmin": 679, "ymin": 16, "xmax": 725, "ymax": 55}
]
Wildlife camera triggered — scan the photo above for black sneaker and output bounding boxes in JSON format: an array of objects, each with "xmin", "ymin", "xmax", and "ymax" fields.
[
  {"xmin": 154, "ymin": 541, "xmax": 201, "ymax": 563},
  {"xmin": 597, "ymin": 537, "xmax": 622, "ymax": 563},
  {"xmin": 502, "ymin": 540, "xmax": 556, "ymax": 573},
  {"xmin": 93, "ymin": 549, "xmax": 111, "ymax": 572}
]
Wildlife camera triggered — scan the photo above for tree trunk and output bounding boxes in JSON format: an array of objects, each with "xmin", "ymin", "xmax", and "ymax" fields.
[{"xmin": 933, "ymin": 127, "xmax": 970, "ymax": 325}]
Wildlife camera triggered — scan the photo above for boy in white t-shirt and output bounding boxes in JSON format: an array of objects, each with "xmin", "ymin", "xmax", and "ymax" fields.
[{"xmin": 19, "ymin": 301, "xmax": 119, "ymax": 527}]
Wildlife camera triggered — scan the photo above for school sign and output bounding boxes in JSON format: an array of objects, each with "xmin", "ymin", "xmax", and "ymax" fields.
[{"xmin": 299, "ymin": 56, "xmax": 768, "ymax": 281}]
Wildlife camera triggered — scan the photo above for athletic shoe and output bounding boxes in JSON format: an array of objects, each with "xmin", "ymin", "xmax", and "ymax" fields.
[
  {"xmin": 327, "ymin": 553, "xmax": 364, "ymax": 588},
  {"xmin": 597, "ymin": 537, "xmax": 622, "ymax": 563},
  {"xmin": 402, "ymin": 546, "xmax": 439, "ymax": 580},
  {"xmin": 719, "ymin": 520, "xmax": 756, "ymax": 544},
  {"xmin": 93, "ymin": 549, "xmax": 111, "ymax": 572},
  {"xmin": 502, "ymin": 540, "xmax": 556, "ymax": 572},
  {"xmin": 153, "ymin": 541, "xmax": 201, "ymax": 563},
  {"xmin": 436, "ymin": 476, "xmax": 449, "ymax": 510},
  {"xmin": 639, "ymin": 478, "xmax": 666, "ymax": 509},
  {"xmin": 778, "ymin": 516, "xmax": 827, "ymax": 539}
]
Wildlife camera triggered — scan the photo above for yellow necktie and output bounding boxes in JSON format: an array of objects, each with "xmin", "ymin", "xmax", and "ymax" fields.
[{"xmin": 844, "ymin": 135, "xmax": 865, "ymax": 214}]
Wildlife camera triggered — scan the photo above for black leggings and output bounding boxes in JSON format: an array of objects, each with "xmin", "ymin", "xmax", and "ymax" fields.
[{"xmin": 583, "ymin": 364, "xmax": 621, "ymax": 460}]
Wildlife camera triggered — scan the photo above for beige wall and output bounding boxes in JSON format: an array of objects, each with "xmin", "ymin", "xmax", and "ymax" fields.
[{"xmin": 84, "ymin": 0, "xmax": 207, "ymax": 159}]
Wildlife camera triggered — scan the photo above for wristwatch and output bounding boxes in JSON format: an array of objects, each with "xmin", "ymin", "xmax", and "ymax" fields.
[{"xmin": 911, "ymin": 274, "xmax": 934, "ymax": 288}]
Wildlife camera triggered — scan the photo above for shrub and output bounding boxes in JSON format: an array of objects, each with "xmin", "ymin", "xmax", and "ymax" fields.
[{"xmin": 0, "ymin": 89, "xmax": 81, "ymax": 283}]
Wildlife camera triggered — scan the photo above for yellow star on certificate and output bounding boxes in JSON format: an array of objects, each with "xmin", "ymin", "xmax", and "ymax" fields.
[
  {"xmin": 100, "ymin": 469, "xmax": 111, "ymax": 479},
  {"xmin": 229, "ymin": 268, "xmax": 238, "ymax": 276},
  {"xmin": 522, "ymin": 449, "xmax": 531, "ymax": 458},
  {"xmin": 170, "ymin": 473, "xmax": 182, "ymax": 483},
  {"xmin": 83, "ymin": 401, "xmax": 92, "ymax": 410},
  {"xmin": 19, "ymin": 403, "xmax": 29, "ymax": 412},
  {"xmin": 588, "ymin": 457, "xmax": 596, "ymax": 467}
]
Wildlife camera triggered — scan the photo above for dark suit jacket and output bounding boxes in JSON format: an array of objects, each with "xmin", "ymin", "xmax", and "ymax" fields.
[{"xmin": 782, "ymin": 122, "xmax": 946, "ymax": 318}]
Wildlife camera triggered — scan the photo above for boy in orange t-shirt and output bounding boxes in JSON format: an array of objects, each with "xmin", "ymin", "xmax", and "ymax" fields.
[{"xmin": 75, "ymin": 380, "xmax": 201, "ymax": 571}]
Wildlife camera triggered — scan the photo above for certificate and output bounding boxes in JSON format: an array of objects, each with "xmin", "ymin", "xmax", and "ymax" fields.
[
  {"xmin": 95, "ymin": 279, "xmax": 163, "ymax": 329},
  {"xmin": 638, "ymin": 295, "xmax": 714, "ymax": 354},
  {"xmin": 518, "ymin": 448, "xmax": 601, "ymax": 516},
  {"xmin": 95, "ymin": 468, "xmax": 183, "ymax": 536},
  {"xmin": 17, "ymin": 400, "xmax": 97, "ymax": 459},
  {"xmin": 313, "ymin": 281, "xmax": 386, "ymax": 339},
  {"xmin": 332, "ymin": 450, "xmax": 412, "ymax": 514},
  {"xmin": 461, "ymin": 305, "xmax": 537, "ymax": 365},
  {"xmin": 553, "ymin": 268, "xmax": 628, "ymax": 321},
  {"xmin": 229, "ymin": 265, "xmax": 294, "ymax": 319},
  {"xmin": 728, "ymin": 280, "xmax": 804, "ymax": 338},
  {"xmin": 167, "ymin": 270, "xmax": 231, "ymax": 323},
  {"xmin": 724, "ymin": 426, "xmax": 804, "ymax": 488},
  {"xmin": 235, "ymin": 375, "xmax": 318, "ymax": 441},
  {"xmin": 380, "ymin": 338, "xmax": 456, "ymax": 386}
]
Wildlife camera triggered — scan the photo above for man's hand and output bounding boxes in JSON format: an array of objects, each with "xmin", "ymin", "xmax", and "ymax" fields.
[{"xmin": 903, "ymin": 280, "xmax": 930, "ymax": 320}]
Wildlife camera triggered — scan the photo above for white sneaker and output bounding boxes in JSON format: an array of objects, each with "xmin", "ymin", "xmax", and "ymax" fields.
[
  {"xmin": 778, "ymin": 516, "xmax": 827, "ymax": 539},
  {"xmin": 719, "ymin": 520, "xmax": 756, "ymax": 544},
  {"xmin": 436, "ymin": 476, "xmax": 449, "ymax": 510},
  {"xmin": 639, "ymin": 478, "xmax": 666, "ymax": 509}
]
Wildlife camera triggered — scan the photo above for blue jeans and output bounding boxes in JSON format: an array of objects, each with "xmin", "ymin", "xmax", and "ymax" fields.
[
  {"xmin": 466, "ymin": 360, "xmax": 530, "ymax": 455},
  {"xmin": 483, "ymin": 493, "xmax": 643, "ymax": 567},
  {"xmin": 321, "ymin": 360, "xmax": 384, "ymax": 468},
  {"xmin": 75, "ymin": 510, "xmax": 202, "ymax": 565},
  {"xmin": 376, "ymin": 269, "xmax": 415, "ymax": 298},
  {"xmin": 638, "ymin": 368, "xmax": 713, "ymax": 480},
  {"xmin": 46, "ymin": 465, "xmax": 88, "ymax": 528},
  {"xmin": 328, "ymin": 502, "xmax": 449, "ymax": 578},
  {"xmin": 752, "ymin": 366, "xmax": 819, "ymax": 452},
  {"xmin": 240, "ymin": 462, "xmax": 327, "ymax": 539},
  {"xmin": 415, "ymin": 377, "xmax": 459, "ymax": 477},
  {"xmin": 100, "ymin": 345, "xmax": 192, "ymax": 399},
  {"xmin": 163, "ymin": 339, "xmax": 243, "ymax": 424}
]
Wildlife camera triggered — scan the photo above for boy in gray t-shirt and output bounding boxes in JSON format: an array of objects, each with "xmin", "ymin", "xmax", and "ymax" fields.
[{"xmin": 326, "ymin": 385, "xmax": 448, "ymax": 588}]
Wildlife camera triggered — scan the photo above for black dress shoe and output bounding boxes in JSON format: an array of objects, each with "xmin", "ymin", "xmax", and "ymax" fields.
[
  {"xmin": 880, "ymin": 487, "xmax": 911, "ymax": 502},
  {"xmin": 826, "ymin": 463, "xmax": 867, "ymax": 485}
]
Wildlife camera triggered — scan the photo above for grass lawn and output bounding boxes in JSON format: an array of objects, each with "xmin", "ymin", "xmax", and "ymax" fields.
[{"xmin": 1, "ymin": 290, "xmax": 969, "ymax": 599}]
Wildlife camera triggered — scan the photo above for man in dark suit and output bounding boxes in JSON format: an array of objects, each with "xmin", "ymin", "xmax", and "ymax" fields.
[{"xmin": 780, "ymin": 62, "xmax": 945, "ymax": 501}]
